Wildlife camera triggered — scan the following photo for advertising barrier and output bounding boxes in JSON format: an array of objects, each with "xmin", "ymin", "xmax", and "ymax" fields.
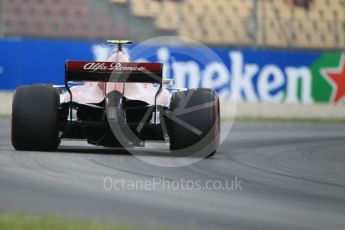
[{"xmin": 0, "ymin": 38, "xmax": 344, "ymax": 104}]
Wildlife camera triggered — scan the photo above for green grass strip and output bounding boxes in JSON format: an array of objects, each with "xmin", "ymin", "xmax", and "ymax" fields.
[{"xmin": 0, "ymin": 213, "xmax": 172, "ymax": 230}]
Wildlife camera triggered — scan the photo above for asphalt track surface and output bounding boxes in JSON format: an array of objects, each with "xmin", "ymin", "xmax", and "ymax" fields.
[{"xmin": 0, "ymin": 118, "xmax": 345, "ymax": 230}]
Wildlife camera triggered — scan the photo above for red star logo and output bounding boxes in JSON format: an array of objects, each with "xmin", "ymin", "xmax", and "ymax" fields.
[{"xmin": 322, "ymin": 55, "xmax": 345, "ymax": 104}]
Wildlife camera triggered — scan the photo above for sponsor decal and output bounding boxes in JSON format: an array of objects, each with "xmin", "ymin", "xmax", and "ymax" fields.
[{"xmin": 83, "ymin": 62, "xmax": 146, "ymax": 72}]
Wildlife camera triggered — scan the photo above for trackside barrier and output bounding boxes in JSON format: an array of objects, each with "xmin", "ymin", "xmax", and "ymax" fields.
[{"xmin": 0, "ymin": 38, "xmax": 344, "ymax": 105}]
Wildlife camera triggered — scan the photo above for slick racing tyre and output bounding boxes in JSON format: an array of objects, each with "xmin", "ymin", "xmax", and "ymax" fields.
[
  {"xmin": 165, "ymin": 88, "xmax": 220, "ymax": 157},
  {"xmin": 12, "ymin": 84, "xmax": 60, "ymax": 151}
]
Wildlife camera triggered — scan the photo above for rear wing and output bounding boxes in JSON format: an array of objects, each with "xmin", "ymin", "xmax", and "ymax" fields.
[{"xmin": 65, "ymin": 61, "xmax": 163, "ymax": 83}]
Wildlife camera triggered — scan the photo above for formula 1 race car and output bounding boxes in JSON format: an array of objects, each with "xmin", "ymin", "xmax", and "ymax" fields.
[{"xmin": 11, "ymin": 40, "xmax": 220, "ymax": 157}]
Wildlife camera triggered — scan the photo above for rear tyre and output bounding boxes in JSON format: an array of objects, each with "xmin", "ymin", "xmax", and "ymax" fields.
[
  {"xmin": 12, "ymin": 84, "xmax": 60, "ymax": 151},
  {"xmin": 165, "ymin": 89, "xmax": 220, "ymax": 157}
]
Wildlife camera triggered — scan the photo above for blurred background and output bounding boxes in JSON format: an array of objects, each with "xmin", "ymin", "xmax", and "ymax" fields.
[
  {"xmin": 0, "ymin": 0, "xmax": 344, "ymax": 115},
  {"xmin": 1, "ymin": 0, "xmax": 344, "ymax": 49}
]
